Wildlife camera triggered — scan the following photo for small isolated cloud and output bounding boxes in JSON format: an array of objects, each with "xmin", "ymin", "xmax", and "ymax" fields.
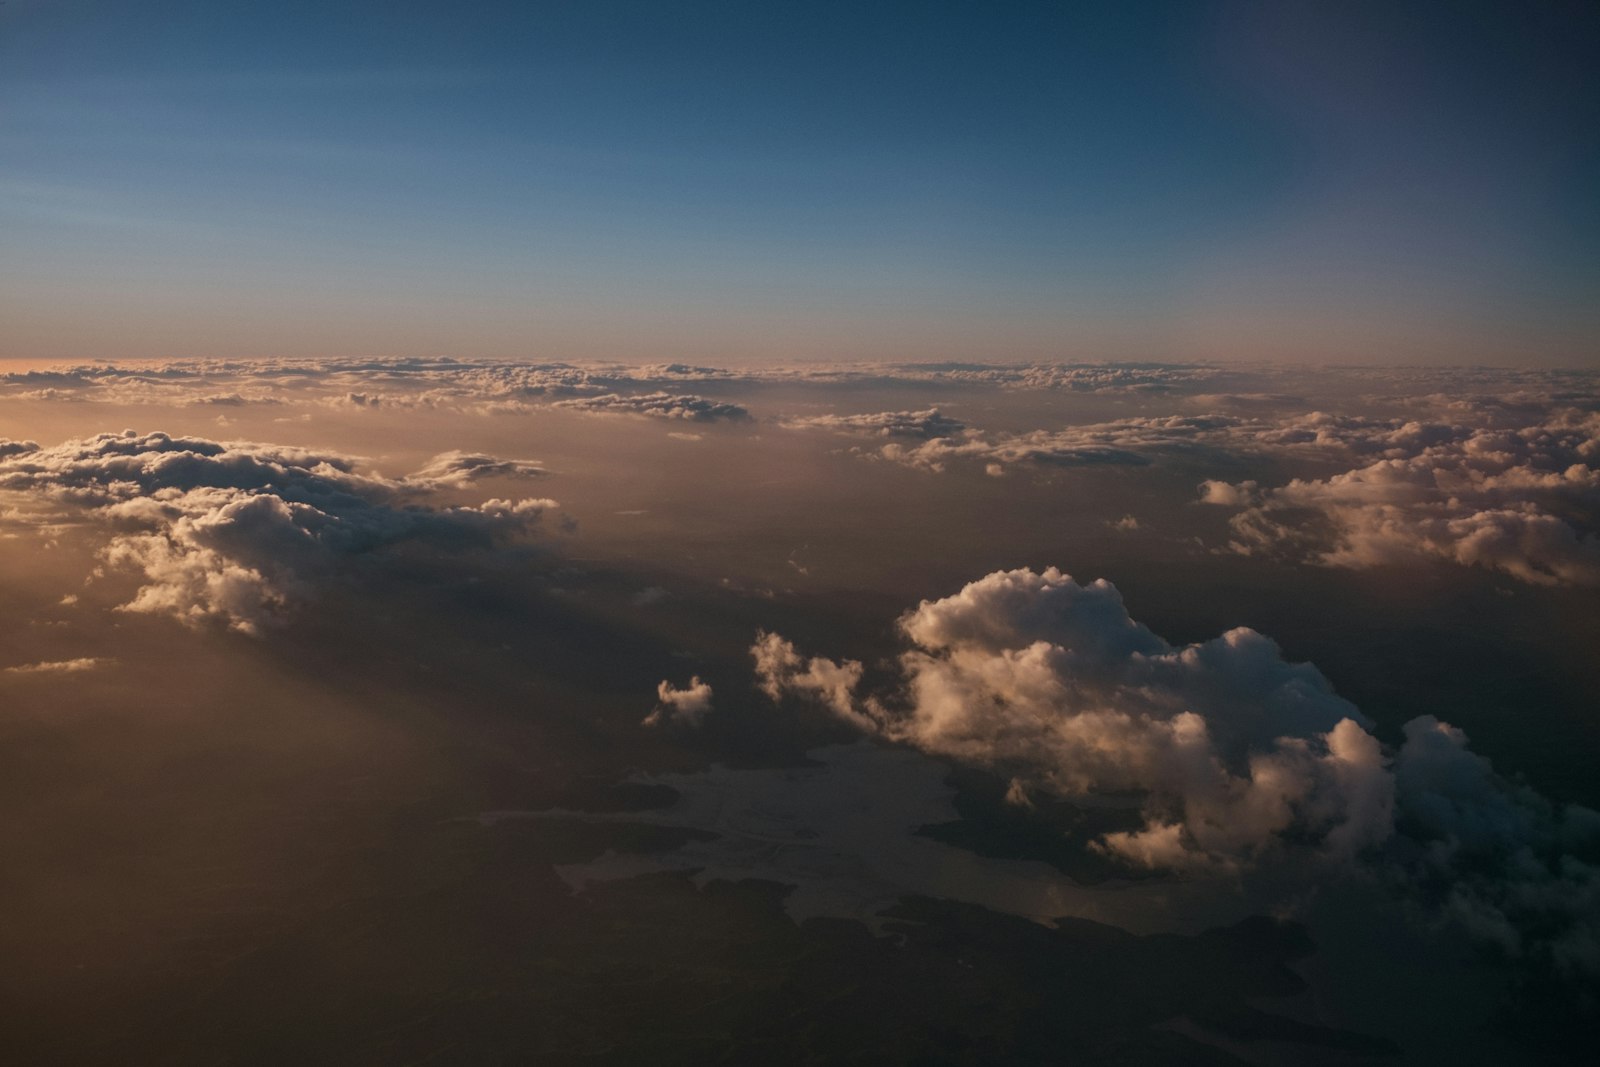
[
  {"xmin": 1107, "ymin": 514, "xmax": 1140, "ymax": 532},
  {"xmin": 406, "ymin": 450, "xmax": 550, "ymax": 489},
  {"xmin": 5, "ymin": 657, "xmax": 107, "ymax": 674},
  {"xmin": 750, "ymin": 631, "xmax": 876, "ymax": 733},
  {"xmin": 642, "ymin": 676, "xmax": 714, "ymax": 727},
  {"xmin": 1197, "ymin": 479, "xmax": 1258, "ymax": 506}
]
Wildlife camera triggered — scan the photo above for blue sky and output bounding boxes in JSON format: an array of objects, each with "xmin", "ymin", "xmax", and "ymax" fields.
[{"xmin": 2, "ymin": 1, "xmax": 1596, "ymax": 364}]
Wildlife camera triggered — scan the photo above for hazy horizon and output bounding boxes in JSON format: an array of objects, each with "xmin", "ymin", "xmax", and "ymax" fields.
[{"xmin": 5, "ymin": 1, "xmax": 1598, "ymax": 367}]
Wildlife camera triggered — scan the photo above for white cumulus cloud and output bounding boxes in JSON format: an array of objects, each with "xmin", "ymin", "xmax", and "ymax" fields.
[{"xmin": 751, "ymin": 566, "xmax": 1600, "ymax": 976}]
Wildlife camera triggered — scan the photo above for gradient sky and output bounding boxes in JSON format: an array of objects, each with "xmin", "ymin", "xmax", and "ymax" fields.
[{"xmin": 2, "ymin": 0, "xmax": 1597, "ymax": 365}]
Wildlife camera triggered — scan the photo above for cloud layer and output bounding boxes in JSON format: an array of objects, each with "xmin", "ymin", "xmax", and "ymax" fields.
[
  {"xmin": 552, "ymin": 392, "xmax": 749, "ymax": 422},
  {"xmin": 1206, "ymin": 407, "xmax": 1600, "ymax": 586},
  {"xmin": 781, "ymin": 408, "xmax": 966, "ymax": 439},
  {"xmin": 8, "ymin": 359, "xmax": 1593, "ymax": 589}
]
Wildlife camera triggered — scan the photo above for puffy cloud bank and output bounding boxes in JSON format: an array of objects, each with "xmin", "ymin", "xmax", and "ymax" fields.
[
  {"xmin": 753, "ymin": 567, "xmax": 1599, "ymax": 977},
  {"xmin": 1205, "ymin": 407, "xmax": 1600, "ymax": 586},
  {"xmin": 0, "ymin": 431, "xmax": 558, "ymax": 633},
  {"xmin": 406, "ymin": 450, "xmax": 550, "ymax": 489},
  {"xmin": 0, "ymin": 358, "xmax": 748, "ymax": 416}
]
